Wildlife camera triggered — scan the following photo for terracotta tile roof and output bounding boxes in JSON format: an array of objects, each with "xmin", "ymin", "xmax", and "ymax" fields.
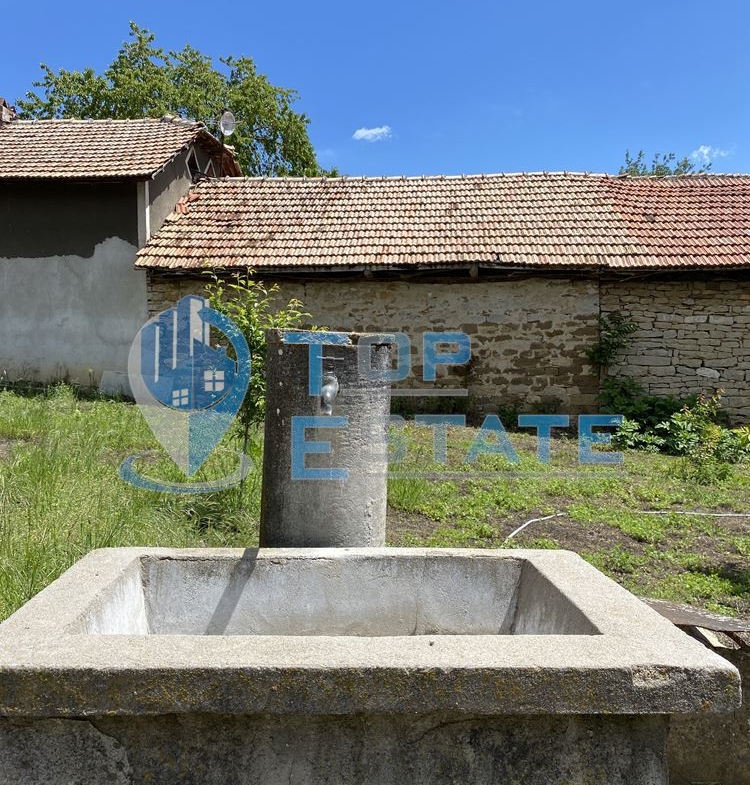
[
  {"xmin": 0, "ymin": 116, "xmax": 241, "ymax": 179},
  {"xmin": 135, "ymin": 172, "xmax": 750, "ymax": 271}
]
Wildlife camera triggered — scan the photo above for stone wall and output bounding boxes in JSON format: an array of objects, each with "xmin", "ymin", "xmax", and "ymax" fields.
[
  {"xmin": 601, "ymin": 276, "xmax": 750, "ymax": 419},
  {"xmin": 147, "ymin": 273, "xmax": 601, "ymax": 417},
  {"xmin": 148, "ymin": 270, "xmax": 750, "ymax": 420}
]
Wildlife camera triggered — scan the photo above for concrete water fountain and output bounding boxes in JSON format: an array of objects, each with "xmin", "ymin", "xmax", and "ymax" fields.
[{"xmin": 0, "ymin": 330, "xmax": 741, "ymax": 785}]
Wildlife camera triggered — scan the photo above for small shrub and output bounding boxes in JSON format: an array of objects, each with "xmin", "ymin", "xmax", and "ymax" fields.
[
  {"xmin": 609, "ymin": 386, "xmax": 750, "ymax": 482},
  {"xmin": 658, "ymin": 390, "xmax": 723, "ymax": 455},
  {"xmin": 715, "ymin": 428, "xmax": 750, "ymax": 464},
  {"xmin": 495, "ymin": 400, "xmax": 523, "ymax": 430},
  {"xmin": 601, "ymin": 377, "xmax": 690, "ymax": 430},
  {"xmin": 612, "ymin": 418, "xmax": 665, "ymax": 453},
  {"xmin": 586, "ymin": 312, "xmax": 638, "ymax": 370},
  {"xmin": 657, "ymin": 391, "xmax": 750, "ymax": 483},
  {"xmin": 204, "ymin": 271, "xmax": 310, "ymax": 435}
]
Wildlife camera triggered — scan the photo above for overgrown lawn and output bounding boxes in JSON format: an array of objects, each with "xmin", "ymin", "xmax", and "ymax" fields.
[
  {"xmin": 387, "ymin": 422, "xmax": 750, "ymax": 617},
  {"xmin": 1, "ymin": 388, "xmax": 748, "ymax": 621},
  {"xmin": 0, "ymin": 387, "xmax": 260, "ymax": 619}
]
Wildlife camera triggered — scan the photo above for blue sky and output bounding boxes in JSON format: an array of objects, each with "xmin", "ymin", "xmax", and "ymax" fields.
[{"xmin": 2, "ymin": 0, "xmax": 748, "ymax": 176}]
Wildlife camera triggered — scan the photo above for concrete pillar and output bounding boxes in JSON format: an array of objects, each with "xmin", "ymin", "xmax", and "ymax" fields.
[{"xmin": 260, "ymin": 330, "xmax": 392, "ymax": 547}]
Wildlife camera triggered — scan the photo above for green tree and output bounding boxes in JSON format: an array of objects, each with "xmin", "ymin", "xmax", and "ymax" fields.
[
  {"xmin": 17, "ymin": 22, "xmax": 323, "ymax": 176},
  {"xmin": 619, "ymin": 150, "xmax": 710, "ymax": 177}
]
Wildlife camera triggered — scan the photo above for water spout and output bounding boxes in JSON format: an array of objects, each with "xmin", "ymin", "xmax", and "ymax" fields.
[{"xmin": 320, "ymin": 374, "xmax": 339, "ymax": 415}]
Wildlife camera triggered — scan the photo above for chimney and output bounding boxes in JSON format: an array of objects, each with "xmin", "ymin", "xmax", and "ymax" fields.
[{"xmin": 0, "ymin": 98, "xmax": 17, "ymax": 123}]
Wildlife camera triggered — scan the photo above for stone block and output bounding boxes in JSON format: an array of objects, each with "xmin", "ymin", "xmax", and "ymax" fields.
[
  {"xmin": 628, "ymin": 356, "xmax": 673, "ymax": 367},
  {"xmin": 0, "ymin": 713, "xmax": 672, "ymax": 785}
]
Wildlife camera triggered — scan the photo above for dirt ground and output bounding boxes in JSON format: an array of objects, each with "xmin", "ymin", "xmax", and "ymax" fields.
[{"xmin": 387, "ymin": 507, "xmax": 750, "ymax": 619}]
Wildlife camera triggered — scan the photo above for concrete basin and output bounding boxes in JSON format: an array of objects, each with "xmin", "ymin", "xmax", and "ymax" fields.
[
  {"xmin": 80, "ymin": 547, "xmax": 599, "ymax": 637},
  {"xmin": 0, "ymin": 547, "xmax": 741, "ymax": 784}
]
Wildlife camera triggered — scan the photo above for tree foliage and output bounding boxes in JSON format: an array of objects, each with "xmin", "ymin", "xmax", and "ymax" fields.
[
  {"xmin": 17, "ymin": 22, "xmax": 323, "ymax": 176},
  {"xmin": 619, "ymin": 149, "xmax": 710, "ymax": 177}
]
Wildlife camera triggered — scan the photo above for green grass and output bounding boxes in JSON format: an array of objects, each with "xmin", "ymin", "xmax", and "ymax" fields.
[
  {"xmin": 387, "ymin": 421, "xmax": 750, "ymax": 617},
  {"xmin": 1, "ymin": 391, "xmax": 750, "ymax": 621},
  {"xmin": 0, "ymin": 386, "xmax": 262, "ymax": 620}
]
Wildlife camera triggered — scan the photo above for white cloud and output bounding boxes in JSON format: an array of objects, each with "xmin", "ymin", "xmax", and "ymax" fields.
[
  {"xmin": 690, "ymin": 144, "xmax": 732, "ymax": 165},
  {"xmin": 352, "ymin": 125, "xmax": 392, "ymax": 142}
]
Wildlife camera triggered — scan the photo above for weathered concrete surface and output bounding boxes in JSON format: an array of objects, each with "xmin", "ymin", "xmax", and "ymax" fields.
[
  {"xmin": 0, "ymin": 718, "xmax": 133, "ymax": 784},
  {"xmin": 0, "ymin": 237, "xmax": 147, "ymax": 384},
  {"xmin": 0, "ymin": 713, "xmax": 669, "ymax": 785},
  {"xmin": 0, "ymin": 145, "xmax": 214, "ymax": 388},
  {"xmin": 260, "ymin": 330, "xmax": 392, "ymax": 547},
  {"xmin": 1, "ymin": 180, "xmax": 139, "ymax": 258},
  {"xmin": 0, "ymin": 548, "xmax": 741, "ymax": 784},
  {"xmin": 0, "ymin": 548, "xmax": 739, "ymax": 717},
  {"xmin": 148, "ymin": 147, "xmax": 195, "ymax": 236},
  {"xmin": 139, "ymin": 548, "xmax": 526, "ymax": 635},
  {"xmin": 668, "ymin": 645, "xmax": 750, "ymax": 785}
]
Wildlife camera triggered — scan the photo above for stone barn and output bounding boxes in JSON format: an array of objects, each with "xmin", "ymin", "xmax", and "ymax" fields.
[{"xmin": 135, "ymin": 172, "xmax": 750, "ymax": 419}]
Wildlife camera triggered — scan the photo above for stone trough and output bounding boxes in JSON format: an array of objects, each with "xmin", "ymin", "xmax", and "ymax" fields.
[
  {"xmin": 0, "ymin": 546, "xmax": 740, "ymax": 784},
  {"xmin": 0, "ymin": 328, "xmax": 742, "ymax": 783}
]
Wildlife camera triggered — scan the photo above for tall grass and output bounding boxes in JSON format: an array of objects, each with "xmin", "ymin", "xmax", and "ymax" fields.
[
  {"xmin": 2, "ymin": 391, "xmax": 750, "ymax": 621},
  {"xmin": 0, "ymin": 386, "xmax": 262, "ymax": 620}
]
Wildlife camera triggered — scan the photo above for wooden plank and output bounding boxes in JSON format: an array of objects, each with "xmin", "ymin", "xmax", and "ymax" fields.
[{"xmin": 642, "ymin": 598, "xmax": 750, "ymax": 633}]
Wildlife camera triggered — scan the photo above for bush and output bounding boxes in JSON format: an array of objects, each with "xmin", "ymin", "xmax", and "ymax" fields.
[
  {"xmin": 656, "ymin": 391, "xmax": 750, "ymax": 483},
  {"xmin": 658, "ymin": 390, "xmax": 724, "ymax": 455},
  {"xmin": 609, "ymin": 385, "xmax": 750, "ymax": 482},
  {"xmin": 204, "ymin": 271, "xmax": 310, "ymax": 435},
  {"xmin": 611, "ymin": 417, "xmax": 665, "ymax": 453},
  {"xmin": 585, "ymin": 312, "xmax": 638, "ymax": 370},
  {"xmin": 601, "ymin": 377, "xmax": 690, "ymax": 430}
]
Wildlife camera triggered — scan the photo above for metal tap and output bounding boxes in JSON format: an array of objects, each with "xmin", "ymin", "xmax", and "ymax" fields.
[{"xmin": 320, "ymin": 373, "xmax": 339, "ymax": 415}]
